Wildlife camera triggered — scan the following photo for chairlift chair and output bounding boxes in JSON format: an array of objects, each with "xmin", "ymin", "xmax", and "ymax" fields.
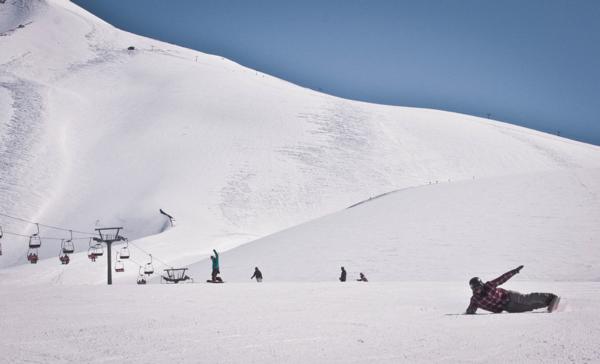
[
  {"xmin": 27, "ymin": 248, "xmax": 39, "ymax": 264},
  {"xmin": 92, "ymin": 244, "xmax": 104, "ymax": 257},
  {"xmin": 115, "ymin": 253, "xmax": 125, "ymax": 272},
  {"xmin": 119, "ymin": 239, "xmax": 130, "ymax": 259},
  {"xmin": 87, "ymin": 246, "xmax": 97, "ymax": 262},
  {"xmin": 28, "ymin": 234, "xmax": 41, "ymax": 249},
  {"xmin": 87, "ymin": 241, "xmax": 103, "ymax": 262},
  {"xmin": 28, "ymin": 224, "xmax": 42, "ymax": 248},
  {"xmin": 62, "ymin": 239, "xmax": 75, "ymax": 254},
  {"xmin": 144, "ymin": 254, "xmax": 154, "ymax": 275},
  {"xmin": 137, "ymin": 266, "xmax": 147, "ymax": 285},
  {"xmin": 59, "ymin": 251, "xmax": 70, "ymax": 265},
  {"xmin": 161, "ymin": 268, "xmax": 192, "ymax": 284}
]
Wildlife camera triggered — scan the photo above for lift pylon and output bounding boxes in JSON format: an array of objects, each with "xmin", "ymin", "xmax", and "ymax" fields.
[{"xmin": 93, "ymin": 227, "xmax": 125, "ymax": 285}]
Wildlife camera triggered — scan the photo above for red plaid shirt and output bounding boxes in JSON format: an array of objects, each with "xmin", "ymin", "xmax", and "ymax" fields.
[{"xmin": 466, "ymin": 269, "xmax": 518, "ymax": 314}]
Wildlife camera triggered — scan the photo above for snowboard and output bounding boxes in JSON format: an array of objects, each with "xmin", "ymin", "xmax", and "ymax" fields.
[{"xmin": 206, "ymin": 279, "xmax": 225, "ymax": 283}]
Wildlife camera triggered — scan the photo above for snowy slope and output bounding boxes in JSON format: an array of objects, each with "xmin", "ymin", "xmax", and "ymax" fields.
[
  {"xmin": 2, "ymin": 1, "xmax": 600, "ymax": 363},
  {"xmin": 200, "ymin": 168, "xmax": 600, "ymax": 283},
  {"xmin": 1, "ymin": 0, "xmax": 600, "ymax": 283},
  {"xmin": 1, "ymin": 282, "xmax": 599, "ymax": 364}
]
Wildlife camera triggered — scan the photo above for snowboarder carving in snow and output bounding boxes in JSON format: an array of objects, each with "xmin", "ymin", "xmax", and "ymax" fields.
[
  {"xmin": 356, "ymin": 273, "xmax": 368, "ymax": 282},
  {"xmin": 209, "ymin": 249, "xmax": 223, "ymax": 283},
  {"xmin": 466, "ymin": 265, "xmax": 560, "ymax": 314},
  {"xmin": 339, "ymin": 267, "xmax": 347, "ymax": 282},
  {"xmin": 159, "ymin": 208, "xmax": 174, "ymax": 227},
  {"xmin": 251, "ymin": 267, "xmax": 263, "ymax": 282}
]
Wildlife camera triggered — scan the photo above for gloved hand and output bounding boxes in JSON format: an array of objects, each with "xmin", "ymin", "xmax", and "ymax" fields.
[{"xmin": 516, "ymin": 265, "xmax": 524, "ymax": 273}]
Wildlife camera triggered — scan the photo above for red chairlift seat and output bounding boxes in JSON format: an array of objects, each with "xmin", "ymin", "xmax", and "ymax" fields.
[
  {"xmin": 119, "ymin": 241, "xmax": 130, "ymax": 259},
  {"xmin": 87, "ymin": 244, "xmax": 103, "ymax": 262},
  {"xmin": 115, "ymin": 254, "xmax": 125, "ymax": 272},
  {"xmin": 59, "ymin": 253, "xmax": 70, "ymax": 265},
  {"xmin": 27, "ymin": 248, "xmax": 39, "ymax": 264},
  {"xmin": 91, "ymin": 244, "xmax": 104, "ymax": 257}
]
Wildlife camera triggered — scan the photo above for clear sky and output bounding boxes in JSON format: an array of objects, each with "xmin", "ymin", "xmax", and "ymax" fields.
[{"xmin": 72, "ymin": 0, "xmax": 600, "ymax": 145}]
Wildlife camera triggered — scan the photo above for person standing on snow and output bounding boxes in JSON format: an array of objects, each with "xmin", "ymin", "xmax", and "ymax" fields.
[
  {"xmin": 210, "ymin": 249, "xmax": 222, "ymax": 282},
  {"xmin": 339, "ymin": 267, "xmax": 347, "ymax": 282},
  {"xmin": 251, "ymin": 267, "xmax": 263, "ymax": 282},
  {"xmin": 466, "ymin": 265, "xmax": 560, "ymax": 314}
]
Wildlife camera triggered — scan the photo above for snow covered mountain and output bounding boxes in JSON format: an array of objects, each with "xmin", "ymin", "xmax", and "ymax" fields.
[
  {"xmin": 1, "ymin": 0, "xmax": 599, "ymax": 283},
  {"xmin": 2, "ymin": 1, "xmax": 600, "ymax": 363}
]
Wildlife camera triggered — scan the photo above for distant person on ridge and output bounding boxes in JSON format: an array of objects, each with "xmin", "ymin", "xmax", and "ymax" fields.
[
  {"xmin": 251, "ymin": 267, "xmax": 263, "ymax": 282},
  {"xmin": 339, "ymin": 267, "xmax": 347, "ymax": 282},
  {"xmin": 466, "ymin": 265, "xmax": 560, "ymax": 314},
  {"xmin": 356, "ymin": 273, "xmax": 368, "ymax": 282},
  {"xmin": 210, "ymin": 249, "xmax": 222, "ymax": 282},
  {"xmin": 159, "ymin": 208, "xmax": 174, "ymax": 227}
]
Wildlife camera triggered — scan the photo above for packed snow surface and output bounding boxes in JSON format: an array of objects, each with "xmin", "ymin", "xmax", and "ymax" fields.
[
  {"xmin": 1, "ymin": 0, "xmax": 600, "ymax": 362},
  {"xmin": 0, "ymin": 282, "xmax": 599, "ymax": 363}
]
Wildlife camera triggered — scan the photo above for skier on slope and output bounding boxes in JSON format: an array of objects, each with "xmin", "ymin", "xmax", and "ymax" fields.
[
  {"xmin": 466, "ymin": 265, "xmax": 560, "ymax": 314},
  {"xmin": 251, "ymin": 267, "xmax": 263, "ymax": 282},
  {"xmin": 210, "ymin": 249, "xmax": 223, "ymax": 282},
  {"xmin": 339, "ymin": 267, "xmax": 347, "ymax": 282}
]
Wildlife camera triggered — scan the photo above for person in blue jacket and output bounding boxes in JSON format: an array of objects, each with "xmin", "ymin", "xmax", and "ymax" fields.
[{"xmin": 210, "ymin": 249, "xmax": 222, "ymax": 282}]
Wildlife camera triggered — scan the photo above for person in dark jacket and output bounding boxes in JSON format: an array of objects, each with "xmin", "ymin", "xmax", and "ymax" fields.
[
  {"xmin": 251, "ymin": 267, "xmax": 263, "ymax": 282},
  {"xmin": 339, "ymin": 267, "xmax": 347, "ymax": 282},
  {"xmin": 210, "ymin": 249, "xmax": 222, "ymax": 282},
  {"xmin": 466, "ymin": 265, "xmax": 560, "ymax": 314},
  {"xmin": 356, "ymin": 272, "xmax": 368, "ymax": 282}
]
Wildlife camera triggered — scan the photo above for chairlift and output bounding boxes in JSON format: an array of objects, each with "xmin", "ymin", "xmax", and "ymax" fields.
[
  {"xmin": 59, "ymin": 251, "xmax": 70, "ymax": 265},
  {"xmin": 161, "ymin": 268, "xmax": 192, "ymax": 284},
  {"xmin": 28, "ymin": 223, "xmax": 41, "ymax": 249},
  {"xmin": 144, "ymin": 254, "xmax": 154, "ymax": 275},
  {"xmin": 27, "ymin": 248, "xmax": 39, "ymax": 264},
  {"xmin": 92, "ymin": 244, "xmax": 104, "ymax": 257},
  {"xmin": 87, "ymin": 245, "xmax": 97, "ymax": 262},
  {"xmin": 62, "ymin": 239, "xmax": 75, "ymax": 254},
  {"xmin": 87, "ymin": 239, "xmax": 103, "ymax": 262},
  {"xmin": 115, "ymin": 253, "xmax": 124, "ymax": 272},
  {"xmin": 137, "ymin": 266, "xmax": 147, "ymax": 285},
  {"xmin": 119, "ymin": 239, "xmax": 130, "ymax": 259},
  {"xmin": 62, "ymin": 231, "xmax": 75, "ymax": 254}
]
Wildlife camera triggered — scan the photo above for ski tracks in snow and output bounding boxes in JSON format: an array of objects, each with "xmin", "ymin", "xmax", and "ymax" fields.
[{"xmin": 0, "ymin": 77, "xmax": 47, "ymax": 225}]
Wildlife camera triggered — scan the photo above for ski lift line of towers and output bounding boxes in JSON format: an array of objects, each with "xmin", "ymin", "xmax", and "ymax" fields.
[{"xmin": 0, "ymin": 213, "xmax": 163, "ymax": 285}]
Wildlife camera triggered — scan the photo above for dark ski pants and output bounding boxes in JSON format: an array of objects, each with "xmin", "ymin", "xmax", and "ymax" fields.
[{"xmin": 505, "ymin": 291, "xmax": 555, "ymax": 313}]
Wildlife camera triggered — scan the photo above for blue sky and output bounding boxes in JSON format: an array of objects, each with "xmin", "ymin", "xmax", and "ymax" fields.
[{"xmin": 73, "ymin": 0, "xmax": 600, "ymax": 145}]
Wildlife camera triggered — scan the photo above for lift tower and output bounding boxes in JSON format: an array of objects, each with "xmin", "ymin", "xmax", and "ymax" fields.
[{"xmin": 93, "ymin": 227, "xmax": 125, "ymax": 285}]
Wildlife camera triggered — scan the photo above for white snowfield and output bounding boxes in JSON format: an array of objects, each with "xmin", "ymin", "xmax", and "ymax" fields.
[{"xmin": 1, "ymin": 0, "xmax": 600, "ymax": 363}]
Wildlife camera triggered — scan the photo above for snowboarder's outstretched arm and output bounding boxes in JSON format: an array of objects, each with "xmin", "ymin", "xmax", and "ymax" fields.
[
  {"xmin": 251, "ymin": 272, "xmax": 256, "ymax": 279},
  {"xmin": 489, "ymin": 265, "xmax": 523, "ymax": 287},
  {"xmin": 465, "ymin": 299, "xmax": 478, "ymax": 314}
]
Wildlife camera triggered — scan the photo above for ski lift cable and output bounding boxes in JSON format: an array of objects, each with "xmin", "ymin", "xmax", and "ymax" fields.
[
  {"xmin": 126, "ymin": 257, "xmax": 144, "ymax": 267},
  {"xmin": 0, "ymin": 212, "xmax": 96, "ymax": 236},
  {"xmin": 2, "ymin": 231, "xmax": 91, "ymax": 241},
  {"xmin": 127, "ymin": 241, "xmax": 171, "ymax": 268}
]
